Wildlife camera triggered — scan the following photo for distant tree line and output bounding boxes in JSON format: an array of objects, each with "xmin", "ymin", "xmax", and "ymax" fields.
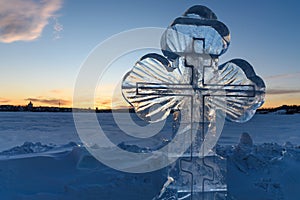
[
  {"xmin": 1, "ymin": 104, "xmax": 299, "ymax": 114},
  {"xmin": 258, "ymin": 105, "xmax": 300, "ymax": 115},
  {"xmin": 0, "ymin": 105, "xmax": 72, "ymax": 112}
]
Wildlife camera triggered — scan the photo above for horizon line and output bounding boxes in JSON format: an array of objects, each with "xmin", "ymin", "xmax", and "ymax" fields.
[{"xmin": 1, "ymin": 104, "xmax": 300, "ymax": 111}]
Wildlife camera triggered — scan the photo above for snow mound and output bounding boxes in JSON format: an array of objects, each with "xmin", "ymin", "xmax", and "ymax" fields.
[
  {"xmin": 117, "ymin": 142, "xmax": 152, "ymax": 153},
  {"xmin": 217, "ymin": 134, "xmax": 300, "ymax": 200},
  {"xmin": 0, "ymin": 141, "xmax": 79, "ymax": 157},
  {"xmin": 0, "ymin": 135, "xmax": 299, "ymax": 199},
  {"xmin": 239, "ymin": 132, "xmax": 253, "ymax": 148},
  {"xmin": 0, "ymin": 142, "xmax": 55, "ymax": 156}
]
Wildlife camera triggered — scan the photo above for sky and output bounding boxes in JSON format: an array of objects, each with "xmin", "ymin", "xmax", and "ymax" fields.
[{"xmin": 0, "ymin": 0, "xmax": 300, "ymax": 108}]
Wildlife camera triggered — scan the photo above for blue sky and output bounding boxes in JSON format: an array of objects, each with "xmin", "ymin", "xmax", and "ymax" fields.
[{"xmin": 0, "ymin": 0, "xmax": 299, "ymax": 107}]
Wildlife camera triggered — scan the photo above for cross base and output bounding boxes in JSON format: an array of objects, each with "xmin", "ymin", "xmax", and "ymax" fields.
[
  {"xmin": 167, "ymin": 155, "xmax": 227, "ymax": 200},
  {"xmin": 176, "ymin": 190, "xmax": 227, "ymax": 200}
]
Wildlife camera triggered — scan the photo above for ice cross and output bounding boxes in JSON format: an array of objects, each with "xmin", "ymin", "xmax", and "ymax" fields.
[{"xmin": 122, "ymin": 5, "xmax": 265, "ymax": 200}]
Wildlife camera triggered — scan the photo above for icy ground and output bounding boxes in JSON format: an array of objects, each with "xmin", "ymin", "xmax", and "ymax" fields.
[
  {"xmin": 0, "ymin": 134, "xmax": 299, "ymax": 199},
  {"xmin": 219, "ymin": 133, "xmax": 300, "ymax": 200},
  {"xmin": 0, "ymin": 112, "xmax": 299, "ymax": 199}
]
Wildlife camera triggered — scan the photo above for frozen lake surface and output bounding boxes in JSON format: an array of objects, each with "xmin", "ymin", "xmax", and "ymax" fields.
[
  {"xmin": 0, "ymin": 112, "xmax": 299, "ymax": 199},
  {"xmin": 0, "ymin": 112, "xmax": 299, "ymax": 151}
]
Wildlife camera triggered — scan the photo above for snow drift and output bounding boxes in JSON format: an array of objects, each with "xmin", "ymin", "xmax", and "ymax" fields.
[{"xmin": 0, "ymin": 133, "xmax": 299, "ymax": 200}]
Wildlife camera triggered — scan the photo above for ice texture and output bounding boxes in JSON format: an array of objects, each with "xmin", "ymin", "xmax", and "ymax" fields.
[
  {"xmin": 122, "ymin": 6, "xmax": 265, "ymax": 125},
  {"xmin": 122, "ymin": 54, "xmax": 189, "ymax": 123}
]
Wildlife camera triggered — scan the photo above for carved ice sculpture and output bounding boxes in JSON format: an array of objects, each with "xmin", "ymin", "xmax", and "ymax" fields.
[{"xmin": 122, "ymin": 5, "xmax": 265, "ymax": 200}]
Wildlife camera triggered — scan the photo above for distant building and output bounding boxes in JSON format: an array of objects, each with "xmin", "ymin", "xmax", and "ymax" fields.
[{"xmin": 27, "ymin": 101, "xmax": 33, "ymax": 111}]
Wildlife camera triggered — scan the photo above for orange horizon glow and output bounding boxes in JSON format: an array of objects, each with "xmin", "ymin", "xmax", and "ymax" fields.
[
  {"xmin": 2, "ymin": 93, "xmax": 299, "ymax": 110},
  {"xmin": 2, "ymin": 83, "xmax": 299, "ymax": 109}
]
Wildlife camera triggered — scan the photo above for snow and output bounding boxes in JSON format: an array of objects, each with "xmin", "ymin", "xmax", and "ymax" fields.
[
  {"xmin": 0, "ymin": 112, "xmax": 299, "ymax": 199},
  {"xmin": 222, "ymin": 136, "xmax": 300, "ymax": 200},
  {"xmin": 0, "ymin": 112, "xmax": 80, "ymax": 151},
  {"xmin": 237, "ymin": 132, "xmax": 253, "ymax": 150},
  {"xmin": 0, "ymin": 145, "xmax": 164, "ymax": 200},
  {"xmin": 219, "ymin": 114, "xmax": 300, "ymax": 146}
]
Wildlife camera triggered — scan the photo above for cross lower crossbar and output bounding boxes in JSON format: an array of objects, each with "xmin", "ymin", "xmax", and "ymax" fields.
[{"xmin": 136, "ymin": 82, "xmax": 256, "ymax": 97}]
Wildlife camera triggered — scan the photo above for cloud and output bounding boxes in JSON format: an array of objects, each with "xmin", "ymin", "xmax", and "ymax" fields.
[
  {"xmin": 95, "ymin": 98, "xmax": 112, "ymax": 109},
  {"xmin": 267, "ymin": 89, "xmax": 300, "ymax": 95},
  {"xmin": 25, "ymin": 97, "xmax": 70, "ymax": 106},
  {"xmin": 0, "ymin": 97, "xmax": 10, "ymax": 104},
  {"xmin": 265, "ymin": 72, "xmax": 300, "ymax": 80},
  {"xmin": 52, "ymin": 16, "xmax": 63, "ymax": 40},
  {"xmin": 49, "ymin": 89, "xmax": 64, "ymax": 94},
  {"xmin": 0, "ymin": 0, "xmax": 63, "ymax": 43}
]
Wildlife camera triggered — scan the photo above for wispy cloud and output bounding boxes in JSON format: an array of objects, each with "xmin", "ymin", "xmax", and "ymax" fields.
[
  {"xmin": 49, "ymin": 89, "xmax": 64, "ymax": 94},
  {"xmin": 267, "ymin": 89, "xmax": 300, "ymax": 95},
  {"xmin": 25, "ymin": 97, "xmax": 70, "ymax": 106},
  {"xmin": 265, "ymin": 72, "xmax": 300, "ymax": 80},
  {"xmin": 52, "ymin": 16, "xmax": 63, "ymax": 40},
  {"xmin": 97, "ymin": 99, "xmax": 111, "ymax": 109},
  {"xmin": 0, "ymin": 0, "xmax": 63, "ymax": 43},
  {"xmin": 0, "ymin": 97, "xmax": 10, "ymax": 104}
]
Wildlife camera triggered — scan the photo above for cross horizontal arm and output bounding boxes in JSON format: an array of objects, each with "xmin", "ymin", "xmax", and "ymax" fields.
[
  {"xmin": 136, "ymin": 82, "xmax": 259, "ymax": 97},
  {"xmin": 136, "ymin": 83, "xmax": 193, "ymax": 96}
]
